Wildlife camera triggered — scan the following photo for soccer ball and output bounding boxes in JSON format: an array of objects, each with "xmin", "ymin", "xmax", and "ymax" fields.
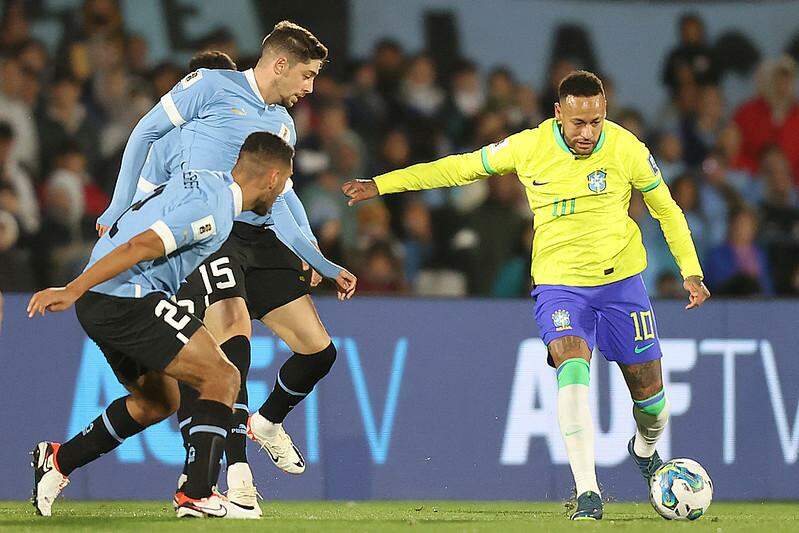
[{"xmin": 649, "ymin": 458, "xmax": 713, "ymax": 521}]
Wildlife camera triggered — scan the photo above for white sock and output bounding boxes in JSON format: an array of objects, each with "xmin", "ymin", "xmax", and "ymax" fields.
[
  {"xmin": 251, "ymin": 412, "xmax": 281, "ymax": 438},
  {"xmin": 632, "ymin": 398, "xmax": 670, "ymax": 458},
  {"xmin": 558, "ymin": 383, "xmax": 600, "ymax": 496},
  {"xmin": 226, "ymin": 462, "xmax": 254, "ymax": 488}
]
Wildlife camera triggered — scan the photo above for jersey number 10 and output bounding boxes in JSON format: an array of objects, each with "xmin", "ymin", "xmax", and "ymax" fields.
[{"xmin": 630, "ymin": 310, "xmax": 656, "ymax": 341}]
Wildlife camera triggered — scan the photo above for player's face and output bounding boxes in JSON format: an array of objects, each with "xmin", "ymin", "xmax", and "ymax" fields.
[
  {"xmin": 276, "ymin": 58, "xmax": 323, "ymax": 107},
  {"xmin": 555, "ymin": 95, "xmax": 606, "ymax": 155},
  {"xmin": 253, "ymin": 163, "xmax": 292, "ymax": 215}
]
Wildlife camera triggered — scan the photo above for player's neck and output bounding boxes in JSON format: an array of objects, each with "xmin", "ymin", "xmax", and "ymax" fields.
[{"xmin": 252, "ymin": 65, "xmax": 281, "ymax": 105}]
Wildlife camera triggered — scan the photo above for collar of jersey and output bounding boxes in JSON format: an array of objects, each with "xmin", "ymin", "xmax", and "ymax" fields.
[
  {"xmin": 229, "ymin": 182, "xmax": 243, "ymax": 215},
  {"xmin": 244, "ymin": 69, "xmax": 269, "ymax": 109},
  {"xmin": 552, "ymin": 120, "xmax": 606, "ymax": 158}
]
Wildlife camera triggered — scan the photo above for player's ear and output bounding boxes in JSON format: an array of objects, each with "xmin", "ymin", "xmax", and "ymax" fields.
[
  {"xmin": 554, "ymin": 102, "xmax": 562, "ymax": 121},
  {"xmin": 273, "ymin": 56, "xmax": 288, "ymax": 75}
]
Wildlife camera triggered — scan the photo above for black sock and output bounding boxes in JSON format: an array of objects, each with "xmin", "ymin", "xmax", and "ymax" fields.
[
  {"xmin": 56, "ymin": 396, "xmax": 145, "ymax": 476},
  {"xmin": 177, "ymin": 381, "xmax": 199, "ymax": 477},
  {"xmin": 221, "ymin": 336, "xmax": 250, "ymax": 466},
  {"xmin": 259, "ymin": 342, "xmax": 336, "ymax": 423},
  {"xmin": 183, "ymin": 399, "xmax": 231, "ymax": 499}
]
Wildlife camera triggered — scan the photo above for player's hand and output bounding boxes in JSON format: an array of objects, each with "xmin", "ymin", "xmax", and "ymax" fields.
[
  {"xmin": 96, "ymin": 222, "xmax": 109, "ymax": 237},
  {"xmin": 310, "ymin": 269, "xmax": 323, "ymax": 287},
  {"xmin": 683, "ymin": 275, "xmax": 710, "ymax": 310},
  {"xmin": 27, "ymin": 287, "xmax": 81, "ymax": 317},
  {"xmin": 334, "ymin": 269, "xmax": 357, "ymax": 300},
  {"xmin": 341, "ymin": 179, "xmax": 379, "ymax": 206}
]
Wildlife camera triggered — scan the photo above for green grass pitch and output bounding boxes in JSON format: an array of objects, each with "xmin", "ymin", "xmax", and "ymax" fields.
[{"xmin": 1, "ymin": 500, "xmax": 797, "ymax": 532}]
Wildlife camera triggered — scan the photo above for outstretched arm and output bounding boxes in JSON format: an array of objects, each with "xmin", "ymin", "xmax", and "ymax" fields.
[
  {"xmin": 342, "ymin": 132, "xmax": 529, "ymax": 205},
  {"xmin": 28, "ymin": 230, "xmax": 166, "ymax": 316},
  {"xmin": 97, "ymin": 105, "xmax": 176, "ymax": 230},
  {"xmin": 641, "ymin": 181, "xmax": 710, "ymax": 309},
  {"xmin": 97, "ymin": 69, "xmax": 218, "ymax": 232},
  {"xmin": 282, "ymin": 186, "xmax": 318, "ymax": 245}
]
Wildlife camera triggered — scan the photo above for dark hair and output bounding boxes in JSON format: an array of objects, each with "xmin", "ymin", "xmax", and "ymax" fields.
[
  {"xmin": 239, "ymin": 132, "xmax": 294, "ymax": 168},
  {"xmin": 189, "ymin": 50, "xmax": 237, "ymax": 71},
  {"xmin": 558, "ymin": 70, "xmax": 604, "ymax": 99},
  {"xmin": 679, "ymin": 13, "xmax": 704, "ymax": 31},
  {"xmin": 261, "ymin": 20, "xmax": 327, "ymax": 64}
]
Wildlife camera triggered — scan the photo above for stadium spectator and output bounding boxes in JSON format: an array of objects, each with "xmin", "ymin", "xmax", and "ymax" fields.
[
  {"xmin": 733, "ymin": 55, "xmax": 799, "ymax": 182},
  {"xmin": 698, "ymin": 151, "xmax": 746, "ymax": 247},
  {"xmin": 0, "ymin": 54, "xmax": 38, "ymax": 173},
  {"xmin": 345, "ymin": 61, "xmax": 388, "ymax": 147},
  {"xmin": 357, "ymin": 241, "xmax": 408, "ymax": 295},
  {"xmin": 662, "ymin": 13, "xmax": 719, "ymax": 94},
  {"xmin": 465, "ymin": 175, "xmax": 526, "ymax": 296},
  {"xmin": 399, "ymin": 199, "xmax": 435, "ymax": 285},
  {"xmin": 0, "ymin": 209, "xmax": 35, "ymax": 291},
  {"xmin": 0, "ymin": 122, "xmax": 39, "ymax": 236},
  {"xmin": 672, "ymin": 175, "xmax": 708, "ymax": 258},
  {"xmin": 491, "ymin": 222, "xmax": 533, "ymax": 298},
  {"xmin": 445, "ymin": 61, "xmax": 485, "ymax": 147},
  {"xmin": 680, "ymin": 84, "xmax": 725, "ymax": 166},
  {"xmin": 36, "ymin": 73, "xmax": 101, "ymax": 177},
  {"xmin": 705, "ymin": 208, "xmax": 773, "ymax": 296},
  {"xmin": 758, "ymin": 147, "xmax": 799, "ymax": 294},
  {"xmin": 653, "ymin": 131, "xmax": 686, "ymax": 183},
  {"xmin": 400, "ymin": 54, "xmax": 446, "ymax": 119}
]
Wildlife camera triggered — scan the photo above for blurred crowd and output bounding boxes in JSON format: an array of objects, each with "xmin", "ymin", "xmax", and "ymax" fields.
[{"xmin": 2, "ymin": 2, "xmax": 799, "ymax": 299}]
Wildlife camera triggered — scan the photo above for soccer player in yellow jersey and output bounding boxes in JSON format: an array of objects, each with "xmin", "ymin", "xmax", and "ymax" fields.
[{"xmin": 343, "ymin": 71, "xmax": 710, "ymax": 520}]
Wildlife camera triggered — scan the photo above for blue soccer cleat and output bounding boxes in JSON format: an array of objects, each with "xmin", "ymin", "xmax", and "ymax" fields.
[
  {"xmin": 628, "ymin": 436, "xmax": 664, "ymax": 483},
  {"xmin": 570, "ymin": 491, "xmax": 603, "ymax": 520}
]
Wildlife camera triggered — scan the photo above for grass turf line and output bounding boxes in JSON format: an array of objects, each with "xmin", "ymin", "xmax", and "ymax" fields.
[{"xmin": 1, "ymin": 501, "xmax": 797, "ymax": 532}]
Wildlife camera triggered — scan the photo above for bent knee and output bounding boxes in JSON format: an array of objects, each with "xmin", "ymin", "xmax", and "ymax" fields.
[
  {"xmin": 139, "ymin": 396, "xmax": 178, "ymax": 424},
  {"xmin": 548, "ymin": 335, "xmax": 591, "ymax": 365},
  {"xmin": 205, "ymin": 299, "xmax": 251, "ymax": 340}
]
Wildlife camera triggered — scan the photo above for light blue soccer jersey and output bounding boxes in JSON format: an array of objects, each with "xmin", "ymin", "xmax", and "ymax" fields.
[
  {"xmin": 101, "ymin": 67, "xmax": 343, "ymax": 278},
  {"xmin": 89, "ymin": 170, "xmax": 242, "ymax": 299}
]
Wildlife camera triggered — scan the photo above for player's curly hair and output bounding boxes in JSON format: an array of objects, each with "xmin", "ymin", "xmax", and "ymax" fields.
[
  {"xmin": 261, "ymin": 20, "xmax": 328, "ymax": 64},
  {"xmin": 558, "ymin": 70, "xmax": 604, "ymax": 99}
]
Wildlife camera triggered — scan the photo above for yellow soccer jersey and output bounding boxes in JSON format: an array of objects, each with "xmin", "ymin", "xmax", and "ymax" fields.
[{"xmin": 374, "ymin": 118, "xmax": 703, "ymax": 287}]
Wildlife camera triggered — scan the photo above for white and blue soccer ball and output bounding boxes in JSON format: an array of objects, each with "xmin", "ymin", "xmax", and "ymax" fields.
[{"xmin": 649, "ymin": 458, "xmax": 713, "ymax": 521}]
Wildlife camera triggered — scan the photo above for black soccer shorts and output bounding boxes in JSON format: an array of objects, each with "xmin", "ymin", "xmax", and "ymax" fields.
[
  {"xmin": 75, "ymin": 291, "xmax": 204, "ymax": 385},
  {"xmin": 176, "ymin": 222, "xmax": 312, "ymax": 321}
]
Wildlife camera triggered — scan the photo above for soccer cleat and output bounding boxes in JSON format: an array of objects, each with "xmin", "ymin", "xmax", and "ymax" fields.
[
  {"xmin": 628, "ymin": 436, "xmax": 664, "ymax": 484},
  {"xmin": 31, "ymin": 442, "xmax": 69, "ymax": 517},
  {"xmin": 570, "ymin": 491, "xmax": 603, "ymax": 520},
  {"xmin": 225, "ymin": 462, "xmax": 262, "ymax": 518},
  {"xmin": 174, "ymin": 491, "xmax": 227, "ymax": 518},
  {"xmin": 247, "ymin": 413, "xmax": 306, "ymax": 475},
  {"xmin": 172, "ymin": 474, "xmax": 188, "ymax": 509}
]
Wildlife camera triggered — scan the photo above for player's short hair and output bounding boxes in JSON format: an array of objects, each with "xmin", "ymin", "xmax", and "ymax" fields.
[
  {"xmin": 260, "ymin": 20, "xmax": 328, "ymax": 64},
  {"xmin": 558, "ymin": 70, "xmax": 604, "ymax": 100},
  {"xmin": 239, "ymin": 132, "xmax": 294, "ymax": 169},
  {"xmin": 189, "ymin": 50, "xmax": 236, "ymax": 71}
]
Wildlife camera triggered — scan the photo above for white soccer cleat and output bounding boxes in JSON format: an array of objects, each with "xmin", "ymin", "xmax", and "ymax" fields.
[
  {"xmin": 247, "ymin": 412, "xmax": 306, "ymax": 474},
  {"xmin": 174, "ymin": 491, "xmax": 227, "ymax": 518},
  {"xmin": 225, "ymin": 462, "xmax": 262, "ymax": 518},
  {"xmin": 31, "ymin": 442, "xmax": 69, "ymax": 517}
]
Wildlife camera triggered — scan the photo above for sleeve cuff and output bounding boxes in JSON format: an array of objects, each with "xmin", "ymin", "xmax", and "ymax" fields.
[{"xmin": 150, "ymin": 220, "xmax": 177, "ymax": 255}]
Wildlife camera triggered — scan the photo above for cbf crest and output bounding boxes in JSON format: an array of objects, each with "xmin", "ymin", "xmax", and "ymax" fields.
[
  {"xmin": 587, "ymin": 168, "xmax": 607, "ymax": 193},
  {"xmin": 552, "ymin": 309, "xmax": 572, "ymax": 332}
]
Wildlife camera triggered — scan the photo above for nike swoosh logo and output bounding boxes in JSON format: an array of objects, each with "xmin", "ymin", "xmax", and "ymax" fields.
[
  {"xmin": 265, "ymin": 448, "xmax": 280, "ymax": 463},
  {"xmin": 634, "ymin": 343, "xmax": 656, "ymax": 354},
  {"xmin": 532, "ymin": 181, "xmax": 549, "ymax": 186},
  {"xmin": 564, "ymin": 429, "xmax": 582, "ymax": 436}
]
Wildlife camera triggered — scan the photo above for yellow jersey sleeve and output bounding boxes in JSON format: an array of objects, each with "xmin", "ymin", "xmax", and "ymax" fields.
[
  {"xmin": 374, "ymin": 129, "xmax": 534, "ymax": 195},
  {"xmin": 626, "ymin": 140, "xmax": 704, "ymax": 280}
]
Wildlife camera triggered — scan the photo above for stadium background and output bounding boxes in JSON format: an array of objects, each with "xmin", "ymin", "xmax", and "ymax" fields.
[{"xmin": 0, "ymin": 0, "xmax": 798, "ymax": 503}]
